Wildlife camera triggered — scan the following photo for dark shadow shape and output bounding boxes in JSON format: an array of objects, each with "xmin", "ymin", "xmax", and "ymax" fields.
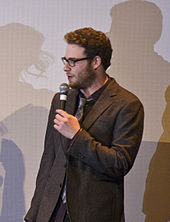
[
  {"xmin": 0, "ymin": 139, "xmax": 25, "ymax": 222},
  {"xmin": 0, "ymin": 23, "xmax": 54, "ymax": 120},
  {"xmin": 0, "ymin": 104, "xmax": 49, "ymax": 221},
  {"xmin": 107, "ymin": 0, "xmax": 170, "ymax": 105},
  {"xmin": 143, "ymin": 85, "xmax": 170, "ymax": 222},
  {"xmin": 107, "ymin": 1, "xmax": 170, "ymax": 221},
  {"xmin": 0, "ymin": 23, "xmax": 54, "ymax": 221}
]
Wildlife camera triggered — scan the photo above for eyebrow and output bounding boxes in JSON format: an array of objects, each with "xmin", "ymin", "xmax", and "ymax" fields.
[{"xmin": 66, "ymin": 57, "xmax": 80, "ymax": 60}]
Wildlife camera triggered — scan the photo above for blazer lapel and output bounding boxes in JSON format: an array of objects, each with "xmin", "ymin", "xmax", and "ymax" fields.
[
  {"xmin": 59, "ymin": 79, "xmax": 119, "ymax": 149},
  {"xmin": 65, "ymin": 89, "xmax": 79, "ymax": 115},
  {"xmin": 82, "ymin": 79, "xmax": 118, "ymax": 130}
]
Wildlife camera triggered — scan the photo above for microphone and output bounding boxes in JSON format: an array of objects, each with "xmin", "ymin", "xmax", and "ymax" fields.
[{"xmin": 59, "ymin": 83, "xmax": 69, "ymax": 110}]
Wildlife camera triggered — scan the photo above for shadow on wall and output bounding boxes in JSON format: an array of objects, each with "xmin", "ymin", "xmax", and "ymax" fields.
[
  {"xmin": 143, "ymin": 85, "xmax": 170, "ymax": 222},
  {"xmin": 0, "ymin": 22, "xmax": 54, "ymax": 118},
  {"xmin": 0, "ymin": 23, "xmax": 54, "ymax": 221},
  {"xmin": 0, "ymin": 105, "xmax": 49, "ymax": 222},
  {"xmin": 107, "ymin": 0, "xmax": 170, "ymax": 140},
  {"xmin": 107, "ymin": 1, "xmax": 170, "ymax": 222},
  {"xmin": 0, "ymin": 139, "xmax": 25, "ymax": 221}
]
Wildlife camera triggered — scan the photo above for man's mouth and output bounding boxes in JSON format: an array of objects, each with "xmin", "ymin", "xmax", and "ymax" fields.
[{"xmin": 67, "ymin": 75, "xmax": 73, "ymax": 81}]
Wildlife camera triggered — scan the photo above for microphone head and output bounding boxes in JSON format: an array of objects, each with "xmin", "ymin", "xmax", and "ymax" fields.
[
  {"xmin": 59, "ymin": 83, "xmax": 69, "ymax": 110},
  {"xmin": 59, "ymin": 83, "xmax": 69, "ymax": 95}
]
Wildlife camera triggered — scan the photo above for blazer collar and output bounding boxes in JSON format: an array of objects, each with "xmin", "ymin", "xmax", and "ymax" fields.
[
  {"xmin": 64, "ymin": 78, "xmax": 118, "ymax": 113},
  {"xmin": 82, "ymin": 78, "xmax": 118, "ymax": 130}
]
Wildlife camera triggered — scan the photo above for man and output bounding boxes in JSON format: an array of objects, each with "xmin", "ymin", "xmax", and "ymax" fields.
[{"xmin": 25, "ymin": 27, "xmax": 144, "ymax": 222}]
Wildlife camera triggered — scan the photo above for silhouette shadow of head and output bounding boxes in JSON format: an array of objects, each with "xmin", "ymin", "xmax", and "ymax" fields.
[
  {"xmin": 0, "ymin": 23, "xmax": 54, "ymax": 119},
  {"xmin": 107, "ymin": 0, "xmax": 167, "ymax": 83},
  {"xmin": 0, "ymin": 23, "xmax": 53, "ymax": 82},
  {"xmin": 108, "ymin": 0, "xmax": 162, "ymax": 52}
]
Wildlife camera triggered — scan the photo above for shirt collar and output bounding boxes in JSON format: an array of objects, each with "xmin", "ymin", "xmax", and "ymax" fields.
[{"xmin": 79, "ymin": 75, "xmax": 111, "ymax": 103}]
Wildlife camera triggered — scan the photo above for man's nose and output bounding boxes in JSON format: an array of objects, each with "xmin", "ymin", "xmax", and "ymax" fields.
[{"xmin": 63, "ymin": 62, "xmax": 71, "ymax": 72}]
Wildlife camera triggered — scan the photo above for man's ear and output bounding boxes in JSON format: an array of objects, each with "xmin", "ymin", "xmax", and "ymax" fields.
[{"xmin": 92, "ymin": 56, "xmax": 102, "ymax": 70}]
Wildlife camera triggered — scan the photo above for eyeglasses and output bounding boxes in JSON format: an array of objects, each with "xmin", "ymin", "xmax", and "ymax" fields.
[{"xmin": 61, "ymin": 57, "xmax": 90, "ymax": 67}]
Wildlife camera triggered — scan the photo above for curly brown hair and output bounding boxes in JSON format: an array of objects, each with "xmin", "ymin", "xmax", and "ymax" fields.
[{"xmin": 64, "ymin": 27, "xmax": 112, "ymax": 70}]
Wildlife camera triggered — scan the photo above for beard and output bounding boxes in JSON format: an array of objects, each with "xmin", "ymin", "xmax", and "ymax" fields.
[{"xmin": 69, "ymin": 64, "xmax": 96, "ymax": 90}]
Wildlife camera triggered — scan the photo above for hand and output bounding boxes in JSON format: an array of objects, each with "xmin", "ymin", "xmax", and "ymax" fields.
[{"xmin": 54, "ymin": 109, "xmax": 80, "ymax": 139}]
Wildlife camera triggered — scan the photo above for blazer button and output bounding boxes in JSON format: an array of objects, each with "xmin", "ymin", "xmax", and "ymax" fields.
[{"xmin": 78, "ymin": 153, "xmax": 84, "ymax": 159}]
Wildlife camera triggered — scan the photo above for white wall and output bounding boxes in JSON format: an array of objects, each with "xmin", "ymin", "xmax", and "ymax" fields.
[{"xmin": 0, "ymin": 0, "xmax": 169, "ymax": 221}]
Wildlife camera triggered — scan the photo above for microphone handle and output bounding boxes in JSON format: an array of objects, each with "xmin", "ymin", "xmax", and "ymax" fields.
[
  {"xmin": 60, "ymin": 94, "xmax": 67, "ymax": 110},
  {"xmin": 60, "ymin": 100, "xmax": 66, "ymax": 110}
]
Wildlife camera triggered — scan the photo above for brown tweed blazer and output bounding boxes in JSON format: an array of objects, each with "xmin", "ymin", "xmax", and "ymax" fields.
[{"xmin": 25, "ymin": 77, "xmax": 144, "ymax": 222}]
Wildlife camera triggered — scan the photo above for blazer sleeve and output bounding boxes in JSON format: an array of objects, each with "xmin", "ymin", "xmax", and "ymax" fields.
[{"xmin": 67, "ymin": 98, "xmax": 144, "ymax": 179}]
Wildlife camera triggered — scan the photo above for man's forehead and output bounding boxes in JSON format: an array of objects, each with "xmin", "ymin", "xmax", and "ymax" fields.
[{"xmin": 65, "ymin": 44, "xmax": 86, "ymax": 57}]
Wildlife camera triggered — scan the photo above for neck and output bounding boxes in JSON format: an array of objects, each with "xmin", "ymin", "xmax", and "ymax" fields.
[{"xmin": 80, "ymin": 74, "xmax": 108, "ymax": 98}]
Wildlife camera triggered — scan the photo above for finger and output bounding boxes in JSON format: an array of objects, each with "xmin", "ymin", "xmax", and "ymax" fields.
[
  {"xmin": 54, "ymin": 118, "xmax": 60, "ymax": 125},
  {"xmin": 54, "ymin": 123, "xmax": 60, "ymax": 130},
  {"xmin": 56, "ymin": 109, "xmax": 69, "ymax": 118},
  {"xmin": 55, "ymin": 113, "xmax": 65, "ymax": 121}
]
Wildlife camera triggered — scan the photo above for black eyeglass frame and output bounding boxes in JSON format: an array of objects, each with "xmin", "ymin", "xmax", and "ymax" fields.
[{"xmin": 61, "ymin": 57, "xmax": 91, "ymax": 67}]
